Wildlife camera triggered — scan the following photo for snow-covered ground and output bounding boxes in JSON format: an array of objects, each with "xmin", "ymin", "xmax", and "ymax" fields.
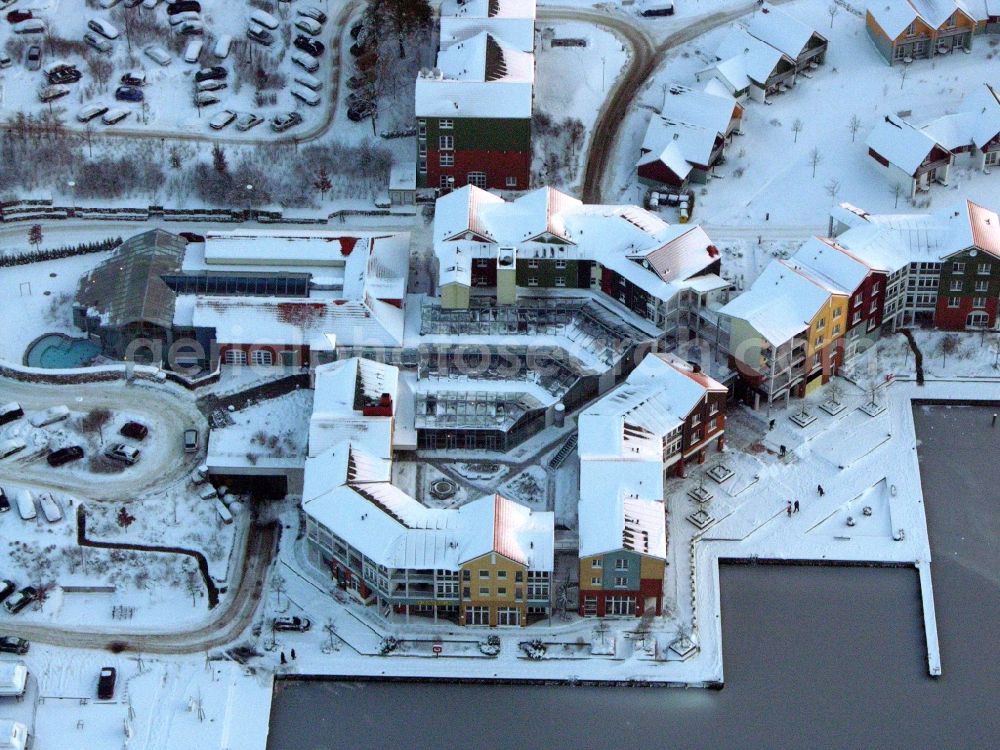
[{"xmin": 606, "ymin": 0, "xmax": 1000, "ymax": 226}]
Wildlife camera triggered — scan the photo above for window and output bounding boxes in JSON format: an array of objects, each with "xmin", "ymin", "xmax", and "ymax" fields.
[
  {"xmin": 709, "ymin": 402, "xmax": 719, "ymax": 416},
  {"xmin": 606, "ymin": 595, "xmax": 634, "ymax": 616},
  {"xmin": 978, "ymin": 262, "xmax": 991, "ymax": 275},
  {"xmin": 950, "ymin": 280, "xmax": 963, "ymax": 292},
  {"xmin": 691, "ymin": 412, "xmax": 701, "ymax": 427},
  {"xmin": 439, "ymin": 118, "xmax": 453, "ymax": 129},
  {"xmin": 418, "ymin": 143, "xmax": 427, "ymax": 157},
  {"xmin": 440, "ymin": 175, "xmax": 454, "ymax": 189},
  {"xmin": 439, "ymin": 153, "xmax": 454, "ymax": 167},
  {"xmin": 475, "ymin": 258, "xmax": 490, "ymax": 268},
  {"xmin": 505, "ymin": 176, "xmax": 517, "ymax": 188},
  {"xmin": 436, "ymin": 579, "xmax": 458, "ymax": 598},
  {"xmin": 591, "ymin": 559, "xmax": 602, "ymax": 569},
  {"xmin": 479, "ymin": 587, "xmax": 490, "ymax": 596},
  {"xmin": 614, "ymin": 559, "xmax": 629, "ymax": 571},
  {"xmin": 223, "ymin": 349, "xmax": 247, "ymax": 365},
  {"xmin": 583, "ymin": 596, "xmax": 598, "ymax": 615},
  {"xmin": 497, "ymin": 587, "xmax": 507, "ymax": 597},
  {"xmin": 948, "ymin": 298, "xmax": 961, "ymax": 308},
  {"xmin": 464, "ymin": 606, "xmax": 489, "ymax": 625},
  {"xmin": 251, "ymin": 349, "xmax": 273, "ymax": 366},
  {"xmin": 852, "ymin": 311, "xmax": 862, "ymax": 325},
  {"xmin": 496, "ymin": 607, "xmax": 519, "ymax": 626},
  {"xmin": 555, "ymin": 276, "xmax": 566, "ymax": 287},
  {"xmin": 973, "ymin": 297, "xmax": 986, "ymax": 308},
  {"xmin": 975, "ymin": 280, "xmax": 989, "ymax": 292},
  {"xmin": 905, "ymin": 22, "xmax": 915, "ymax": 36},
  {"xmin": 496, "ymin": 570, "xmax": 507, "ymax": 579},
  {"xmin": 462, "ymin": 569, "xmax": 471, "ymax": 581},
  {"xmin": 515, "ymin": 588, "xmax": 523, "ymax": 600},
  {"xmin": 527, "ymin": 571, "xmax": 549, "ymax": 601},
  {"xmin": 467, "ymin": 171, "xmax": 486, "ymax": 189},
  {"xmin": 833, "ymin": 307, "xmax": 842, "ymax": 318},
  {"xmin": 591, "ymin": 577, "xmax": 601, "ymax": 586},
  {"xmin": 952, "ymin": 262, "xmax": 965, "ymax": 273},
  {"xmin": 816, "ymin": 317, "xmax": 825, "ymax": 330},
  {"xmin": 853, "ymin": 294, "xmax": 862, "ymax": 308},
  {"xmin": 463, "ymin": 587, "xmax": 471, "ymax": 598},
  {"xmin": 528, "ymin": 276, "xmax": 538, "ymax": 286},
  {"xmin": 515, "ymin": 571, "xmax": 523, "ymax": 582},
  {"xmin": 869, "ymin": 300, "xmax": 878, "ymax": 313},
  {"xmin": 555, "ymin": 260, "xmax": 567, "ymax": 269},
  {"xmin": 945, "ymin": 12, "xmax": 956, "ymax": 27},
  {"xmin": 816, "ymin": 335, "xmax": 824, "ymax": 347},
  {"xmin": 614, "ymin": 576, "xmax": 628, "ymax": 588},
  {"xmin": 872, "ymin": 281, "xmax": 881, "ymax": 294},
  {"xmin": 418, "ymin": 159, "xmax": 427, "ymax": 173},
  {"xmin": 417, "ymin": 119, "xmax": 426, "ymax": 137},
  {"xmin": 528, "ymin": 259, "xmax": 539, "ymax": 269},
  {"xmin": 438, "ymin": 135, "xmax": 453, "ymax": 150},
  {"xmin": 833, "ymin": 324, "xmax": 841, "ymax": 336},
  {"xmin": 479, "ymin": 569, "xmax": 490, "ymax": 579}
]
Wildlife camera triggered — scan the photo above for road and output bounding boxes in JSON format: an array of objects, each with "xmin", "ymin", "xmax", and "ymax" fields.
[{"xmin": 573, "ymin": 0, "xmax": 796, "ymax": 203}]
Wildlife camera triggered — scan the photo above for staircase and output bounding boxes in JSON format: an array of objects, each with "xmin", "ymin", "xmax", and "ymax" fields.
[{"xmin": 548, "ymin": 434, "xmax": 578, "ymax": 469}]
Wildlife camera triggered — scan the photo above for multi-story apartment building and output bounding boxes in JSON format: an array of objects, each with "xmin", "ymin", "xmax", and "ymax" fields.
[
  {"xmin": 865, "ymin": 0, "xmax": 976, "ymax": 64},
  {"xmin": 302, "ymin": 357, "xmax": 554, "ymax": 627},
  {"xmin": 577, "ymin": 353, "xmax": 727, "ymax": 617},
  {"xmin": 433, "ymin": 185, "xmax": 727, "ymax": 345}
]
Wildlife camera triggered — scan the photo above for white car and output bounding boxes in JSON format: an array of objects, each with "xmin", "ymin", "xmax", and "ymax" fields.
[
  {"xmin": 99, "ymin": 0, "xmax": 123, "ymax": 7},
  {"xmin": 183, "ymin": 39, "xmax": 203, "ymax": 63},
  {"xmin": 105, "ymin": 443, "xmax": 140, "ymax": 465},
  {"xmin": 208, "ymin": 109, "xmax": 237, "ymax": 130},
  {"xmin": 213, "ymin": 34, "xmax": 232, "ymax": 59},
  {"xmin": 169, "ymin": 11, "xmax": 200, "ymax": 25},
  {"xmin": 102, "ymin": 108, "xmax": 130, "ymax": 125},
  {"xmin": 142, "ymin": 0, "xmax": 162, "ymax": 8},
  {"xmin": 294, "ymin": 17, "xmax": 321, "ymax": 36},
  {"xmin": 234, "ymin": 112, "xmax": 263, "ymax": 131},
  {"xmin": 144, "ymin": 45, "xmax": 171, "ymax": 66},
  {"xmin": 77, "ymin": 103, "xmax": 110, "ymax": 123},
  {"xmin": 88, "ymin": 18, "xmax": 120, "ymax": 40},
  {"xmin": 195, "ymin": 91, "xmax": 220, "ymax": 107},
  {"xmin": 13, "ymin": 19, "xmax": 46, "ymax": 34},
  {"xmin": 197, "ymin": 79, "xmax": 227, "ymax": 92}
]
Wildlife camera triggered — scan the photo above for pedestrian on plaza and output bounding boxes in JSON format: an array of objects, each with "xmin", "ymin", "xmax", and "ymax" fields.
[
  {"xmin": 817, "ymin": 484, "xmax": 825, "ymax": 496},
  {"xmin": 280, "ymin": 651, "xmax": 287, "ymax": 665},
  {"xmin": 786, "ymin": 502, "xmax": 792, "ymax": 517},
  {"xmin": 794, "ymin": 500, "xmax": 800, "ymax": 513},
  {"xmin": 291, "ymin": 648, "xmax": 297, "ymax": 660}
]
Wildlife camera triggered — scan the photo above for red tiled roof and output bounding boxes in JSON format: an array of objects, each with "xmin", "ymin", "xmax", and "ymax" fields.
[
  {"xmin": 967, "ymin": 201, "xmax": 1000, "ymax": 259},
  {"xmin": 492, "ymin": 494, "xmax": 526, "ymax": 565}
]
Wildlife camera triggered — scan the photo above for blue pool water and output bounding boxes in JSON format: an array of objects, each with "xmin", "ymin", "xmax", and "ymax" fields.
[{"xmin": 25, "ymin": 333, "xmax": 102, "ymax": 369}]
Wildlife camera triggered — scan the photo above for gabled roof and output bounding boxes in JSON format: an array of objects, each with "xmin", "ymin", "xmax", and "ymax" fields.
[
  {"xmin": 918, "ymin": 83, "xmax": 1000, "ymax": 152},
  {"xmin": 434, "ymin": 184, "xmax": 504, "ymax": 243},
  {"xmin": 640, "ymin": 116, "xmax": 718, "ymax": 173},
  {"xmin": 660, "ymin": 82, "xmax": 741, "ymax": 136},
  {"xmin": 629, "ymin": 225, "xmax": 720, "ymax": 284},
  {"xmin": 747, "ymin": 3, "xmax": 825, "ymax": 60},
  {"xmin": 909, "ymin": 0, "xmax": 970, "ymax": 28},
  {"xmin": 716, "ymin": 28, "xmax": 792, "ymax": 85},
  {"xmin": 868, "ymin": 1, "xmax": 921, "ymax": 37},
  {"xmin": 866, "ymin": 115, "xmax": 946, "ymax": 174},
  {"xmin": 790, "ymin": 237, "xmax": 874, "ymax": 294}
]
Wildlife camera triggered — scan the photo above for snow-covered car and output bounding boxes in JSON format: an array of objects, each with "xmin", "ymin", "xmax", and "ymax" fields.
[
  {"xmin": 213, "ymin": 34, "xmax": 232, "ymax": 59},
  {"xmin": 169, "ymin": 10, "xmax": 200, "ymax": 25},
  {"xmin": 0, "ymin": 637, "xmax": 29, "ymax": 656},
  {"xmin": 270, "ymin": 111, "xmax": 303, "ymax": 133},
  {"xmin": 121, "ymin": 70, "xmax": 147, "ymax": 86},
  {"xmin": 293, "ymin": 35, "xmax": 324, "ymax": 57},
  {"xmin": 293, "ymin": 72, "xmax": 322, "ymax": 91},
  {"xmin": 120, "ymin": 421, "xmax": 149, "ymax": 440},
  {"xmin": 272, "ymin": 616, "xmax": 311, "ymax": 632},
  {"xmin": 292, "ymin": 87, "xmax": 320, "ymax": 107},
  {"xmin": 208, "ymin": 109, "xmax": 237, "ymax": 130},
  {"xmin": 77, "ymin": 103, "xmax": 110, "ymax": 123},
  {"xmin": 38, "ymin": 84, "xmax": 70, "ymax": 103},
  {"xmin": 183, "ymin": 428, "xmax": 199, "ymax": 452},
  {"xmin": 234, "ymin": 112, "xmax": 263, "ymax": 131},
  {"xmin": 4, "ymin": 586, "xmax": 37, "ymax": 614},
  {"xmin": 294, "ymin": 17, "xmax": 321, "ymax": 36},
  {"xmin": 144, "ymin": 45, "xmax": 171, "ymax": 66},
  {"xmin": 0, "ymin": 581, "xmax": 15, "ymax": 603},
  {"xmin": 115, "ymin": 85, "xmax": 144, "ymax": 102},
  {"xmin": 197, "ymin": 79, "xmax": 227, "ymax": 92},
  {"xmin": 249, "ymin": 9, "xmax": 279, "ymax": 30},
  {"xmin": 291, "ymin": 51, "xmax": 319, "ymax": 73},
  {"xmin": 37, "ymin": 492, "xmax": 62, "ymax": 523},
  {"xmin": 297, "ymin": 6, "xmax": 327, "ymax": 24},
  {"xmin": 194, "ymin": 91, "xmax": 220, "ymax": 107},
  {"xmin": 246, "ymin": 25, "xmax": 273, "ymax": 46},
  {"xmin": 195, "ymin": 65, "xmax": 226, "ymax": 82},
  {"xmin": 24, "ymin": 45, "xmax": 42, "ymax": 70},
  {"xmin": 183, "ymin": 38, "xmax": 203, "ymax": 63},
  {"xmin": 0, "ymin": 438, "xmax": 26, "ymax": 459},
  {"xmin": 105, "ymin": 443, "xmax": 140, "ymax": 465},
  {"xmin": 46, "ymin": 64, "xmax": 82, "ymax": 85},
  {"xmin": 0, "ymin": 54, "xmax": 11, "ymax": 69},
  {"xmin": 84, "ymin": 32, "xmax": 113, "ymax": 54},
  {"xmin": 99, "ymin": 0, "xmax": 123, "ymax": 7},
  {"xmin": 87, "ymin": 18, "xmax": 120, "ymax": 40},
  {"xmin": 7, "ymin": 9, "xmax": 32, "ymax": 24},
  {"xmin": 29, "ymin": 405, "xmax": 69, "ymax": 427},
  {"xmin": 142, "ymin": 0, "xmax": 162, "ymax": 8},
  {"xmin": 102, "ymin": 108, "xmax": 129, "ymax": 125},
  {"xmin": 13, "ymin": 18, "xmax": 46, "ymax": 34},
  {"xmin": 0, "ymin": 402, "xmax": 23, "ymax": 426},
  {"xmin": 16, "ymin": 490, "xmax": 35, "ymax": 520},
  {"xmin": 174, "ymin": 20, "xmax": 204, "ymax": 36},
  {"xmin": 47, "ymin": 445, "xmax": 84, "ymax": 467}
]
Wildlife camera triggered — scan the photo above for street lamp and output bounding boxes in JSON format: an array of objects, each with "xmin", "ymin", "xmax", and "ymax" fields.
[{"xmin": 245, "ymin": 184, "xmax": 254, "ymax": 222}]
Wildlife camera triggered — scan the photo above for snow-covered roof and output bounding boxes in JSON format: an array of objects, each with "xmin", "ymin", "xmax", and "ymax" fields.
[
  {"xmin": 789, "ymin": 237, "xmax": 874, "ymax": 293},
  {"xmin": 309, "ymin": 358, "xmax": 399, "ymax": 458},
  {"xmin": 390, "ymin": 162, "xmax": 416, "ymax": 191},
  {"xmin": 640, "ymin": 115, "xmax": 719, "ymax": 174},
  {"xmin": 918, "ymin": 83, "xmax": 1000, "ymax": 152},
  {"xmin": 660, "ymin": 82, "xmax": 741, "ymax": 137},
  {"xmin": 703, "ymin": 55, "xmax": 752, "ymax": 95},
  {"xmin": 434, "ymin": 186, "xmax": 720, "ymax": 301},
  {"xmin": 416, "ymin": 31, "xmax": 534, "ymax": 118},
  {"xmin": 909, "ymin": 0, "xmax": 969, "ymax": 28},
  {"xmin": 715, "ymin": 28, "xmax": 791, "ymax": 85},
  {"xmin": 0, "ymin": 661, "xmax": 27, "ymax": 694},
  {"xmin": 719, "ymin": 260, "xmax": 832, "ymax": 345},
  {"xmin": 866, "ymin": 115, "xmax": 945, "ymax": 175},
  {"xmin": 868, "ymin": 1, "xmax": 920, "ymax": 38},
  {"xmin": 443, "ymin": 0, "xmax": 537, "ymax": 20},
  {"xmin": 0, "ymin": 720, "xmax": 26, "ymax": 750},
  {"xmin": 747, "ymin": 3, "xmax": 825, "ymax": 60},
  {"xmin": 439, "ymin": 17, "xmax": 535, "ymax": 52}
]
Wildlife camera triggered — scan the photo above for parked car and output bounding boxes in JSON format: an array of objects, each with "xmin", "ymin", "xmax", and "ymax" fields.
[
  {"xmin": 15, "ymin": 490, "xmax": 35, "ymax": 520},
  {"xmin": 0, "ymin": 439, "xmax": 27, "ymax": 459},
  {"xmin": 115, "ymin": 84, "xmax": 144, "ymax": 102},
  {"xmin": 6, "ymin": 10, "xmax": 33, "ymax": 24},
  {"xmin": 142, "ymin": 0, "xmax": 162, "ymax": 8},
  {"xmin": 249, "ymin": 9, "xmax": 279, "ymax": 30},
  {"xmin": 196, "ymin": 79, "xmax": 227, "ymax": 92},
  {"xmin": 183, "ymin": 429, "xmax": 199, "ymax": 452},
  {"xmin": 0, "ymin": 402, "xmax": 23, "ymax": 426},
  {"xmin": 0, "ymin": 54, "xmax": 12, "ymax": 69},
  {"xmin": 47, "ymin": 64, "xmax": 82, "ymax": 85},
  {"xmin": 212, "ymin": 34, "xmax": 231, "ymax": 59},
  {"xmin": 4, "ymin": 586, "xmax": 38, "ymax": 615},
  {"xmin": 38, "ymin": 84, "xmax": 70, "ymax": 103},
  {"xmin": 0, "ymin": 637, "xmax": 29, "ymax": 655},
  {"xmin": 179, "ymin": 231, "xmax": 205, "ymax": 243},
  {"xmin": 121, "ymin": 70, "xmax": 146, "ymax": 86},
  {"xmin": 347, "ymin": 99, "xmax": 376, "ymax": 122},
  {"xmin": 24, "ymin": 45, "xmax": 42, "ymax": 70},
  {"xmin": 102, "ymin": 108, "xmax": 130, "ymax": 125},
  {"xmin": 195, "ymin": 66, "xmax": 226, "ymax": 82},
  {"xmin": 37, "ymin": 493, "xmax": 62, "ymax": 523},
  {"xmin": 99, "ymin": 0, "xmax": 123, "ymax": 7},
  {"xmin": 47, "ymin": 446, "xmax": 84, "ymax": 467},
  {"xmin": 105, "ymin": 443, "xmax": 140, "ymax": 465},
  {"xmin": 291, "ymin": 87, "xmax": 320, "ymax": 107},
  {"xmin": 77, "ymin": 103, "xmax": 110, "ymax": 123},
  {"xmin": 29, "ymin": 405, "xmax": 69, "ymax": 427},
  {"xmin": 297, "ymin": 6, "xmax": 327, "ymax": 24},
  {"xmin": 120, "ymin": 421, "xmax": 148, "ymax": 440},
  {"xmin": 272, "ymin": 616, "xmax": 311, "ymax": 632},
  {"xmin": 194, "ymin": 91, "xmax": 220, "ymax": 107},
  {"xmin": 0, "ymin": 580, "xmax": 15, "ymax": 603},
  {"xmin": 639, "ymin": 1, "xmax": 675, "ymax": 16},
  {"xmin": 207, "ymin": 109, "xmax": 236, "ymax": 130},
  {"xmin": 290, "ymin": 51, "xmax": 319, "ymax": 73},
  {"xmin": 246, "ymin": 25, "xmax": 273, "ymax": 46},
  {"xmin": 174, "ymin": 20, "xmax": 203, "ymax": 35},
  {"xmin": 144, "ymin": 44, "xmax": 172, "ymax": 65},
  {"xmin": 293, "ymin": 35, "xmax": 324, "ymax": 57},
  {"xmin": 349, "ymin": 21, "xmax": 363, "ymax": 38},
  {"xmin": 347, "ymin": 87, "xmax": 375, "ymax": 109},
  {"xmin": 84, "ymin": 32, "xmax": 113, "ymax": 54},
  {"xmin": 293, "ymin": 72, "xmax": 322, "ymax": 92},
  {"xmin": 270, "ymin": 110, "xmax": 302, "ymax": 133},
  {"xmin": 97, "ymin": 667, "xmax": 116, "ymax": 700},
  {"xmin": 0, "ymin": 487, "xmax": 9, "ymax": 513},
  {"xmin": 183, "ymin": 38, "xmax": 203, "ymax": 63},
  {"xmin": 168, "ymin": 10, "xmax": 200, "ymax": 25},
  {"xmin": 234, "ymin": 112, "xmax": 263, "ymax": 131},
  {"xmin": 346, "ymin": 73, "xmax": 374, "ymax": 90},
  {"xmin": 88, "ymin": 18, "xmax": 120, "ymax": 40},
  {"xmin": 295, "ymin": 17, "xmax": 322, "ymax": 36},
  {"xmin": 167, "ymin": 0, "xmax": 200, "ymax": 14}
]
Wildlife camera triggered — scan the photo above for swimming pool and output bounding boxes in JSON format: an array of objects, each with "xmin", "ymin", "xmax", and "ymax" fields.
[{"xmin": 25, "ymin": 333, "xmax": 102, "ymax": 369}]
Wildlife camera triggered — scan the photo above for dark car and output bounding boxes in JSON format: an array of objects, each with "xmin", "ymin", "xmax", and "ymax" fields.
[
  {"xmin": 179, "ymin": 232, "xmax": 205, "ymax": 243},
  {"xmin": 47, "ymin": 446, "xmax": 84, "ymax": 467},
  {"xmin": 349, "ymin": 42, "xmax": 368, "ymax": 57},
  {"xmin": 0, "ymin": 487, "xmax": 9, "ymax": 513},
  {"xmin": 47, "ymin": 65, "xmax": 82, "ymax": 85},
  {"xmin": 195, "ymin": 65, "xmax": 226, "ymax": 82},
  {"xmin": 0, "ymin": 579, "xmax": 14, "ymax": 602},
  {"xmin": 270, "ymin": 110, "xmax": 302, "ymax": 133},
  {"xmin": 246, "ymin": 26, "xmax": 273, "ymax": 46},
  {"xmin": 0, "ymin": 636, "xmax": 29, "ymax": 655},
  {"xmin": 349, "ymin": 21, "xmax": 363, "ymax": 39},
  {"xmin": 346, "ymin": 73, "xmax": 373, "ymax": 90},
  {"xmin": 347, "ymin": 100, "xmax": 376, "ymax": 122},
  {"xmin": 120, "ymin": 421, "xmax": 148, "ymax": 440},
  {"xmin": 115, "ymin": 85, "xmax": 144, "ymax": 102},
  {"xmin": 97, "ymin": 667, "xmax": 117, "ymax": 700},
  {"xmin": 272, "ymin": 616, "xmax": 311, "ymax": 632},
  {"xmin": 4, "ymin": 586, "xmax": 38, "ymax": 614},
  {"xmin": 6, "ymin": 9, "xmax": 32, "ymax": 24},
  {"xmin": 293, "ymin": 35, "xmax": 324, "ymax": 57},
  {"xmin": 167, "ymin": 0, "xmax": 200, "ymax": 13}
]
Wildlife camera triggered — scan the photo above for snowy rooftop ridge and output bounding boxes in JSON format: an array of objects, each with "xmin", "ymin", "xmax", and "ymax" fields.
[
  {"xmin": 868, "ymin": 0, "xmax": 975, "ymax": 37},
  {"xmin": 746, "ymin": 3, "xmax": 826, "ymax": 60},
  {"xmin": 866, "ymin": 114, "xmax": 949, "ymax": 175}
]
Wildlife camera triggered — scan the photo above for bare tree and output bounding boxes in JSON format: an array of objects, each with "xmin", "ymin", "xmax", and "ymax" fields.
[
  {"xmin": 270, "ymin": 570, "xmax": 287, "ymax": 610},
  {"xmin": 185, "ymin": 568, "xmax": 201, "ymax": 607},
  {"xmin": 825, "ymin": 178, "xmax": 841, "ymax": 201},
  {"xmin": 791, "ymin": 118, "xmax": 804, "ymax": 143},
  {"xmin": 848, "ymin": 114, "xmax": 862, "ymax": 143},
  {"xmin": 891, "ymin": 181, "xmax": 905, "ymax": 208},
  {"xmin": 80, "ymin": 407, "xmax": 113, "ymax": 444},
  {"xmin": 827, "ymin": 4, "xmax": 839, "ymax": 27},
  {"xmin": 937, "ymin": 333, "xmax": 959, "ymax": 367},
  {"xmin": 899, "ymin": 65, "xmax": 908, "ymax": 90},
  {"xmin": 809, "ymin": 147, "xmax": 823, "ymax": 177},
  {"xmin": 313, "ymin": 166, "xmax": 332, "ymax": 200}
]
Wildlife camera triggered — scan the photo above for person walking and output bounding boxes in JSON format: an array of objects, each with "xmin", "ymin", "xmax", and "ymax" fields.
[
  {"xmin": 280, "ymin": 651, "xmax": 287, "ymax": 665},
  {"xmin": 291, "ymin": 648, "xmax": 297, "ymax": 660},
  {"xmin": 817, "ymin": 484, "xmax": 825, "ymax": 496},
  {"xmin": 794, "ymin": 500, "xmax": 800, "ymax": 513},
  {"xmin": 786, "ymin": 502, "xmax": 792, "ymax": 517}
]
